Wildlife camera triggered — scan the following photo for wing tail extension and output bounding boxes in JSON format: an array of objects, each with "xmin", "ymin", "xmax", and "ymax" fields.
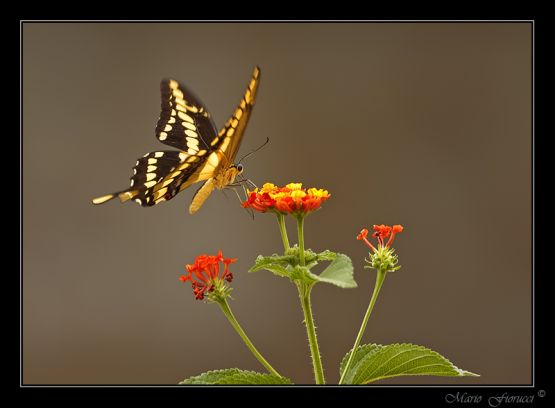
[{"xmin": 91, "ymin": 190, "xmax": 138, "ymax": 205}]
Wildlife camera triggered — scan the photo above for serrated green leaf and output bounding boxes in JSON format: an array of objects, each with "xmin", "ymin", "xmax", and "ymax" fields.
[
  {"xmin": 341, "ymin": 343, "xmax": 479, "ymax": 384},
  {"xmin": 179, "ymin": 368, "xmax": 293, "ymax": 385},
  {"xmin": 339, "ymin": 344, "xmax": 382, "ymax": 381},
  {"xmin": 249, "ymin": 255, "xmax": 290, "ymax": 277},
  {"xmin": 316, "ymin": 250, "xmax": 336, "ymax": 261},
  {"xmin": 316, "ymin": 253, "xmax": 357, "ymax": 288},
  {"xmin": 248, "ymin": 251, "xmax": 356, "ymax": 288}
]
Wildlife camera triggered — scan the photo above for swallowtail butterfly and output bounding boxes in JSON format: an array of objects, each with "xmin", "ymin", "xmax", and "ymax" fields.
[{"xmin": 92, "ymin": 66, "xmax": 260, "ymax": 214}]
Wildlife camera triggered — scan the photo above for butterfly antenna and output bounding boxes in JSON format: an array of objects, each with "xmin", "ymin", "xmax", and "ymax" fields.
[{"xmin": 237, "ymin": 137, "xmax": 270, "ymax": 164}]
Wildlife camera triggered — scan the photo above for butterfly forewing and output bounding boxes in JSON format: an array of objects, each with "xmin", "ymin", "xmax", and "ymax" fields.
[
  {"xmin": 155, "ymin": 79, "xmax": 217, "ymax": 153},
  {"xmin": 199, "ymin": 66, "xmax": 261, "ymax": 172}
]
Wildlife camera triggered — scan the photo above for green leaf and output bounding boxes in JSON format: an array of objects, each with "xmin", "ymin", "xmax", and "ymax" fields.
[
  {"xmin": 316, "ymin": 249, "xmax": 336, "ymax": 261},
  {"xmin": 340, "ymin": 344, "xmax": 382, "ymax": 380},
  {"xmin": 180, "ymin": 369, "xmax": 293, "ymax": 385},
  {"xmin": 341, "ymin": 343, "xmax": 479, "ymax": 384},
  {"xmin": 316, "ymin": 253, "xmax": 357, "ymax": 288},
  {"xmin": 248, "ymin": 251, "xmax": 357, "ymax": 289},
  {"xmin": 249, "ymin": 254, "xmax": 290, "ymax": 278}
]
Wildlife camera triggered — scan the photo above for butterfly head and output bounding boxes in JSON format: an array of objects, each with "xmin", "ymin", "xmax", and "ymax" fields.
[{"xmin": 226, "ymin": 163, "xmax": 244, "ymax": 182}]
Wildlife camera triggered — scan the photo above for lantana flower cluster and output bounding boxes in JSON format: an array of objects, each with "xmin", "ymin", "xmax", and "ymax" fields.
[
  {"xmin": 242, "ymin": 182, "xmax": 330, "ymax": 215},
  {"xmin": 180, "ymin": 250, "xmax": 237, "ymax": 300}
]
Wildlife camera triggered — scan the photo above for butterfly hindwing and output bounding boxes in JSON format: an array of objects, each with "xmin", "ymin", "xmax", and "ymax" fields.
[
  {"xmin": 131, "ymin": 150, "xmax": 211, "ymax": 207},
  {"xmin": 155, "ymin": 79, "xmax": 217, "ymax": 153},
  {"xmin": 130, "ymin": 150, "xmax": 187, "ymax": 190}
]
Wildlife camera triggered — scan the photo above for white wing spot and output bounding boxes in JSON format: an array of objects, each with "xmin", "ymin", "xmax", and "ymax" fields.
[
  {"xmin": 155, "ymin": 152, "xmax": 164, "ymax": 158},
  {"xmin": 182, "ymin": 121, "xmax": 196, "ymax": 131},
  {"xmin": 134, "ymin": 199, "xmax": 142, "ymax": 205},
  {"xmin": 186, "ymin": 136, "xmax": 199, "ymax": 146},
  {"xmin": 178, "ymin": 111, "xmax": 194, "ymax": 123},
  {"xmin": 172, "ymin": 89, "xmax": 184, "ymax": 99},
  {"xmin": 159, "ymin": 132, "xmax": 168, "ymax": 141}
]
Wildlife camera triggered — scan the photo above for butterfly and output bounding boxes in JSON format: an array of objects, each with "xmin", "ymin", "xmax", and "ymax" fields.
[{"xmin": 92, "ymin": 66, "xmax": 260, "ymax": 214}]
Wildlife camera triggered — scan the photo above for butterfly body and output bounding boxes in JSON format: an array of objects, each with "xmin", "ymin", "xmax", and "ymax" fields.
[{"xmin": 92, "ymin": 66, "xmax": 260, "ymax": 213}]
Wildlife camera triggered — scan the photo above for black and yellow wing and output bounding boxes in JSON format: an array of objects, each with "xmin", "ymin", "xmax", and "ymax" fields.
[
  {"xmin": 155, "ymin": 78, "xmax": 217, "ymax": 153},
  {"xmin": 92, "ymin": 66, "xmax": 261, "ymax": 209},
  {"xmin": 191, "ymin": 65, "xmax": 261, "ymax": 182}
]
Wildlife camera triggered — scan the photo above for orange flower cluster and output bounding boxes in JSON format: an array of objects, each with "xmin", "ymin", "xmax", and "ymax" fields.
[
  {"xmin": 357, "ymin": 224, "xmax": 404, "ymax": 252},
  {"xmin": 242, "ymin": 182, "xmax": 330, "ymax": 215},
  {"xmin": 180, "ymin": 251, "xmax": 237, "ymax": 300}
]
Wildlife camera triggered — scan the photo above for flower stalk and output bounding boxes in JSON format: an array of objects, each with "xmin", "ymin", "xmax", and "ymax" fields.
[
  {"xmin": 276, "ymin": 213, "xmax": 290, "ymax": 251},
  {"xmin": 339, "ymin": 224, "xmax": 404, "ymax": 384},
  {"xmin": 296, "ymin": 215, "xmax": 306, "ymax": 266},
  {"xmin": 217, "ymin": 297, "xmax": 283, "ymax": 378},
  {"xmin": 298, "ymin": 282, "xmax": 325, "ymax": 384},
  {"xmin": 339, "ymin": 268, "xmax": 387, "ymax": 384}
]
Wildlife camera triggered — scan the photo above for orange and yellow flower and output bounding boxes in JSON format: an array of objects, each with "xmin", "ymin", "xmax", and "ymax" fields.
[
  {"xmin": 242, "ymin": 182, "xmax": 330, "ymax": 216},
  {"xmin": 180, "ymin": 251, "xmax": 237, "ymax": 300}
]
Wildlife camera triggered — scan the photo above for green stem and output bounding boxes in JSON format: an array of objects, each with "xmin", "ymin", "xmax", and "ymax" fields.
[
  {"xmin": 276, "ymin": 213, "xmax": 290, "ymax": 251},
  {"xmin": 296, "ymin": 216, "xmax": 306, "ymax": 266},
  {"xmin": 218, "ymin": 298, "xmax": 282, "ymax": 378},
  {"xmin": 339, "ymin": 269, "xmax": 387, "ymax": 384},
  {"xmin": 298, "ymin": 283, "xmax": 325, "ymax": 384}
]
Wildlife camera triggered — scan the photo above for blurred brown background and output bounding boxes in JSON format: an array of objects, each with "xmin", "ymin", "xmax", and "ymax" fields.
[{"xmin": 22, "ymin": 23, "xmax": 531, "ymax": 385}]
